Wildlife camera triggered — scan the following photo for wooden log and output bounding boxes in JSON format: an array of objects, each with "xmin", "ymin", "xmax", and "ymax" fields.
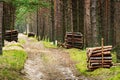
[
  {"xmin": 90, "ymin": 57, "xmax": 112, "ymax": 60},
  {"xmin": 66, "ymin": 34, "xmax": 83, "ymax": 37},
  {"xmin": 5, "ymin": 30, "xmax": 18, "ymax": 34},
  {"xmin": 87, "ymin": 48, "xmax": 112, "ymax": 57},
  {"xmin": 89, "ymin": 51, "xmax": 111, "ymax": 57},
  {"xmin": 87, "ymin": 46, "xmax": 112, "ymax": 53},
  {"xmin": 89, "ymin": 65, "xmax": 110, "ymax": 69},
  {"xmin": 65, "ymin": 40, "xmax": 83, "ymax": 44},
  {"xmin": 92, "ymin": 48, "xmax": 112, "ymax": 53},
  {"xmin": 87, "ymin": 46, "xmax": 112, "ymax": 51},
  {"xmin": 65, "ymin": 32, "xmax": 83, "ymax": 49},
  {"xmin": 66, "ymin": 42, "xmax": 83, "ymax": 45},
  {"xmin": 90, "ymin": 60, "xmax": 112, "ymax": 63},
  {"xmin": 28, "ymin": 32, "xmax": 35, "ymax": 37},
  {"xmin": 65, "ymin": 39, "xmax": 83, "ymax": 42},
  {"xmin": 66, "ymin": 32, "xmax": 82, "ymax": 34},
  {"xmin": 65, "ymin": 37, "xmax": 83, "ymax": 40},
  {"xmin": 90, "ymin": 62, "xmax": 112, "ymax": 66}
]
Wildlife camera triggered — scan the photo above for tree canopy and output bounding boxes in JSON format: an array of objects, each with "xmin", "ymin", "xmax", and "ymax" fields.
[{"xmin": 3, "ymin": 0, "xmax": 50, "ymax": 26}]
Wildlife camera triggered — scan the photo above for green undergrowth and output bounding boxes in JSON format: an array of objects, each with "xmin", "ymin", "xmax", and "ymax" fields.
[
  {"xmin": 41, "ymin": 40, "xmax": 120, "ymax": 80},
  {"xmin": 67, "ymin": 48, "xmax": 119, "ymax": 80},
  {"xmin": 29, "ymin": 37, "xmax": 38, "ymax": 42},
  {"xmin": 5, "ymin": 43, "xmax": 23, "ymax": 49},
  {"xmin": 0, "ymin": 42, "xmax": 28, "ymax": 80},
  {"xmin": 18, "ymin": 38, "xmax": 26, "ymax": 44},
  {"xmin": 43, "ymin": 41, "xmax": 57, "ymax": 48}
]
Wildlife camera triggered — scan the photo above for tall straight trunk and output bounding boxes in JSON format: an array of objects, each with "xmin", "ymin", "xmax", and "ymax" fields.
[
  {"xmin": 69, "ymin": 0, "xmax": 73, "ymax": 32},
  {"xmin": 72, "ymin": 0, "xmax": 77, "ymax": 32},
  {"xmin": 110, "ymin": 0, "xmax": 115, "ymax": 46},
  {"xmin": 36, "ymin": 6, "xmax": 39, "ymax": 40},
  {"xmin": 114, "ymin": 1, "xmax": 120, "ymax": 46},
  {"xmin": 50, "ymin": 0, "xmax": 55, "ymax": 42},
  {"xmin": 0, "ymin": 2, "xmax": 3, "ymax": 54},
  {"xmin": 84, "ymin": 0, "xmax": 92, "ymax": 47},
  {"xmin": 78, "ymin": 0, "xmax": 84, "ymax": 34},
  {"xmin": 104, "ymin": 0, "xmax": 109, "ymax": 45},
  {"xmin": 91, "ymin": 0, "xmax": 98, "ymax": 46},
  {"xmin": 113, "ymin": 1, "xmax": 120, "ymax": 62},
  {"xmin": 54, "ymin": 0, "xmax": 63, "ymax": 42},
  {"xmin": 62, "ymin": 0, "xmax": 66, "ymax": 42}
]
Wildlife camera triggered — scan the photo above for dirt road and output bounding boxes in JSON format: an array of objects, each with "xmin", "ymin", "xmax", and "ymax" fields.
[{"xmin": 19, "ymin": 34, "xmax": 89, "ymax": 80}]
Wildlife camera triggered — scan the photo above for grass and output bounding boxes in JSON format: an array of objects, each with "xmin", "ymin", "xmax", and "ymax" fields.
[
  {"xmin": 2, "ymin": 50, "xmax": 27, "ymax": 70},
  {"xmin": 18, "ymin": 38, "xmax": 26, "ymax": 44},
  {"xmin": 5, "ymin": 43, "xmax": 23, "ymax": 49},
  {"xmin": 0, "ymin": 42, "xmax": 28, "ymax": 80},
  {"xmin": 42, "ymin": 41, "xmax": 57, "ymax": 48},
  {"xmin": 67, "ymin": 48, "xmax": 120, "ymax": 80},
  {"xmin": 67, "ymin": 49, "xmax": 87, "ymax": 74},
  {"xmin": 29, "ymin": 37, "xmax": 38, "ymax": 42},
  {"xmin": 18, "ymin": 35, "xmax": 37, "ymax": 45},
  {"xmin": 41, "ymin": 40, "xmax": 120, "ymax": 80}
]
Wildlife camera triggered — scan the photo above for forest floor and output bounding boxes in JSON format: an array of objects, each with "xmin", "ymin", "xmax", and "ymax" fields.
[{"xmin": 19, "ymin": 34, "xmax": 90, "ymax": 80}]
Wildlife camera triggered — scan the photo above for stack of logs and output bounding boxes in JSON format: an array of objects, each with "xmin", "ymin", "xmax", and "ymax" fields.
[
  {"xmin": 87, "ymin": 46, "xmax": 112, "ymax": 70},
  {"xmin": 5, "ymin": 30, "xmax": 18, "ymax": 42},
  {"xmin": 65, "ymin": 32, "xmax": 83, "ymax": 49}
]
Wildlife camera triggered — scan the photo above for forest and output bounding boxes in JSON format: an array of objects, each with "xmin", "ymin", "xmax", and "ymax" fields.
[
  {"xmin": 1, "ymin": 0, "xmax": 120, "ymax": 47},
  {"xmin": 13, "ymin": 0, "xmax": 120, "ymax": 48},
  {"xmin": 0, "ymin": 0, "xmax": 120, "ymax": 80}
]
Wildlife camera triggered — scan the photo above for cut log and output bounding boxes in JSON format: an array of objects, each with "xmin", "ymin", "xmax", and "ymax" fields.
[
  {"xmin": 90, "ymin": 62, "xmax": 112, "ymax": 66},
  {"xmin": 90, "ymin": 57, "xmax": 112, "ymax": 60},
  {"xmin": 87, "ymin": 46, "xmax": 112, "ymax": 51},
  {"xmin": 87, "ymin": 45, "xmax": 112, "ymax": 70},
  {"xmin": 89, "ymin": 51, "xmax": 111, "ymax": 57},
  {"xmin": 5, "ymin": 30, "xmax": 18, "ymax": 42},
  {"xmin": 87, "ymin": 48, "xmax": 112, "ymax": 57},
  {"xmin": 65, "ymin": 32, "xmax": 83, "ymax": 49},
  {"xmin": 89, "ymin": 65, "xmax": 110, "ymax": 69},
  {"xmin": 92, "ymin": 48, "xmax": 112, "ymax": 53},
  {"xmin": 90, "ymin": 60, "xmax": 112, "ymax": 63}
]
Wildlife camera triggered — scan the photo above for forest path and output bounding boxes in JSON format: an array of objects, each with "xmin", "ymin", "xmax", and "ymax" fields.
[{"xmin": 19, "ymin": 34, "xmax": 89, "ymax": 80}]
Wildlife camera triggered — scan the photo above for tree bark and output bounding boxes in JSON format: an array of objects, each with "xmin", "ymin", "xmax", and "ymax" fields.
[
  {"xmin": 84, "ymin": 0, "xmax": 92, "ymax": 47},
  {"xmin": 91, "ymin": 0, "xmax": 98, "ymax": 46}
]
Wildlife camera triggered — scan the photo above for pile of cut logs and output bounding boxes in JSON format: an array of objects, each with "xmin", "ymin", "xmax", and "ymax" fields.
[
  {"xmin": 5, "ymin": 30, "xmax": 18, "ymax": 42},
  {"xmin": 28, "ymin": 32, "xmax": 35, "ymax": 37},
  {"xmin": 65, "ymin": 32, "xmax": 83, "ymax": 49},
  {"xmin": 87, "ymin": 46, "xmax": 112, "ymax": 70}
]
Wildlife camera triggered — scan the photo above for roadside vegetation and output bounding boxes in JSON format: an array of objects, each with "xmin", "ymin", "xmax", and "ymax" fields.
[
  {"xmin": 0, "ymin": 41, "xmax": 28, "ymax": 80},
  {"xmin": 42, "ymin": 41, "xmax": 57, "ymax": 48},
  {"xmin": 67, "ymin": 49, "xmax": 120, "ymax": 80},
  {"xmin": 43, "ymin": 41, "xmax": 120, "ymax": 80}
]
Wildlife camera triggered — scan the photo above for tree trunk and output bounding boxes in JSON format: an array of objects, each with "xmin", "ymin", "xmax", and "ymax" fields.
[
  {"xmin": 91, "ymin": 0, "xmax": 98, "ymax": 46},
  {"xmin": 54, "ymin": 0, "xmax": 63, "ymax": 42},
  {"xmin": 84, "ymin": 0, "xmax": 92, "ymax": 47},
  {"xmin": 0, "ymin": 2, "xmax": 3, "ymax": 54},
  {"xmin": 72, "ymin": 0, "xmax": 77, "ymax": 32},
  {"xmin": 50, "ymin": 0, "xmax": 55, "ymax": 42}
]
